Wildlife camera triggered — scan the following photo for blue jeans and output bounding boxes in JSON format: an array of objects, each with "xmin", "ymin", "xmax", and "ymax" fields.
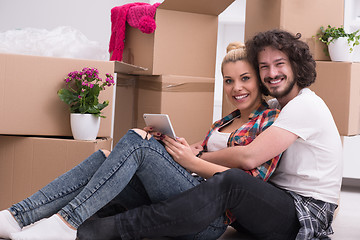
[{"xmin": 9, "ymin": 130, "xmax": 226, "ymax": 239}]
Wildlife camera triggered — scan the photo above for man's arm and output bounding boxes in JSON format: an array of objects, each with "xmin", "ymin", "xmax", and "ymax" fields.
[{"xmin": 201, "ymin": 126, "xmax": 298, "ymax": 170}]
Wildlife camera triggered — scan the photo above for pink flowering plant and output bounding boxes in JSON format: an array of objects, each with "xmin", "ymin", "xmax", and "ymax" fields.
[{"xmin": 57, "ymin": 67, "xmax": 115, "ymax": 118}]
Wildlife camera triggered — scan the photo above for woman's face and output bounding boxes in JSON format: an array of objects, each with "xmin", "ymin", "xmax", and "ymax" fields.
[{"xmin": 222, "ymin": 60, "xmax": 262, "ymax": 114}]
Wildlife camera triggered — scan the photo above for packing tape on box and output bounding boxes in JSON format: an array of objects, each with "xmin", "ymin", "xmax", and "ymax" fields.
[{"xmin": 137, "ymin": 79, "xmax": 214, "ymax": 92}]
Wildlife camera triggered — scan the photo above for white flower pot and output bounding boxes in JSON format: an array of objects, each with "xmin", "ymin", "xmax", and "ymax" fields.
[
  {"xmin": 70, "ymin": 113, "xmax": 100, "ymax": 140},
  {"xmin": 328, "ymin": 37, "xmax": 354, "ymax": 62}
]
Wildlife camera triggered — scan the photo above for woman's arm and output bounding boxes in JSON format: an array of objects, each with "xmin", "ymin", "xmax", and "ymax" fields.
[{"xmin": 201, "ymin": 125, "xmax": 298, "ymax": 170}]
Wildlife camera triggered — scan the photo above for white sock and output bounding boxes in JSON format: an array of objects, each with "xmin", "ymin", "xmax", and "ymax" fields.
[
  {"xmin": 10, "ymin": 214, "xmax": 76, "ymax": 240},
  {"xmin": 0, "ymin": 210, "xmax": 21, "ymax": 238}
]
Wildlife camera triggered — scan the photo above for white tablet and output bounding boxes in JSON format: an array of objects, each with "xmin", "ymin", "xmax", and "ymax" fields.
[{"xmin": 143, "ymin": 114, "xmax": 177, "ymax": 139}]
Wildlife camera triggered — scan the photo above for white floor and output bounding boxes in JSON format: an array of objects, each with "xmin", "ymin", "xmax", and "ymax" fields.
[{"xmin": 331, "ymin": 185, "xmax": 360, "ymax": 240}]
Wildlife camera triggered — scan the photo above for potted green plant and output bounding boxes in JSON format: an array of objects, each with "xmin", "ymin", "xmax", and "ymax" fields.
[
  {"xmin": 316, "ymin": 25, "xmax": 360, "ymax": 61},
  {"xmin": 58, "ymin": 67, "xmax": 115, "ymax": 140}
]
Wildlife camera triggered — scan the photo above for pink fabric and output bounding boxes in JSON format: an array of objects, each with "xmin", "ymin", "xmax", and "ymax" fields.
[{"xmin": 109, "ymin": 2, "xmax": 161, "ymax": 61}]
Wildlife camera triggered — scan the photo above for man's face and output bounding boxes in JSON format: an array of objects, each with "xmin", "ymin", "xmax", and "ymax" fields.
[{"xmin": 257, "ymin": 46, "xmax": 297, "ymax": 99}]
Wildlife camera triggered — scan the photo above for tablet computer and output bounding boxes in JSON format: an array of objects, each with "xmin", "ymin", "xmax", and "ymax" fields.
[{"xmin": 143, "ymin": 114, "xmax": 177, "ymax": 139}]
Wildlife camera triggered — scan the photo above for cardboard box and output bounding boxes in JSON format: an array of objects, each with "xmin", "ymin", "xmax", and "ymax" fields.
[
  {"xmin": 114, "ymin": 75, "xmax": 214, "ymax": 144},
  {"xmin": 0, "ymin": 136, "xmax": 112, "ymax": 209},
  {"xmin": 305, "ymin": 37, "xmax": 331, "ymax": 61},
  {"xmin": 122, "ymin": 0, "xmax": 234, "ymax": 78},
  {"xmin": 113, "ymin": 73, "xmax": 137, "ymax": 144},
  {"xmin": 310, "ymin": 61, "xmax": 360, "ymax": 136},
  {"xmin": 135, "ymin": 75, "xmax": 215, "ymax": 144},
  {"xmin": 113, "ymin": 61, "xmax": 147, "ymax": 145},
  {"xmin": 244, "ymin": 0, "xmax": 344, "ymax": 60},
  {"xmin": 0, "ymin": 53, "xmax": 115, "ymax": 137}
]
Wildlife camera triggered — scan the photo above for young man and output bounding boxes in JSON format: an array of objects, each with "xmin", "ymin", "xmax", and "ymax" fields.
[{"xmin": 77, "ymin": 29, "xmax": 342, "ymax": 240}]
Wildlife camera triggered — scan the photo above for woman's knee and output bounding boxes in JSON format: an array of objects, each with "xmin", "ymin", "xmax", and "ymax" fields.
[
  {"xmin": 100, "ymin": 149, "xmax": 111, "ymax": 157},
  {"xmin": 132, "ymin": 128, "xmax": 151, "ymax": 140}
]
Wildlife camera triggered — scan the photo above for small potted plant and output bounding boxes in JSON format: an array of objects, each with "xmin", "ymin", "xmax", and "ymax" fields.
[
  {"xmin": 316, "ymin": 25, "xmax": 360, "ymax": 61},
  {"xmin": 58, "ymin": 67, "xmax": 115, "ymax": 140}
]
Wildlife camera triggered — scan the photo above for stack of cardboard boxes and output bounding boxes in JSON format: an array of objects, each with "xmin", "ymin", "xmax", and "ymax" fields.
[
  {"xmin": 0, "ymin": 0, "xmax": 236, "ymax": 210},
  {"xmin": 313, "ymin": 58, "xmax": 360, "ymax": 181},
  {"xmin": 224, "ymin": 0, "xmax": 360, "ymax": 182},
  {"xmin": 113, "ymin": 0, "xmax": 235, "ymax": 145},
  {"xmin": 0, "ymin": 54, "xmax": 115, "ymax": 209}
]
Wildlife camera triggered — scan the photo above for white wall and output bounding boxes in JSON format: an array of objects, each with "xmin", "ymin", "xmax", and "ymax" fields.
[
  {"xmin": 214, "ymin": 0, "xmax": 246, "ymax": 121},
  {"xmin": 0, "ymin": 0, "xmax": 149, "ymax": 48},
  {"xmin": 344, "ymin": 0, "xmax": 360, "ymax": 32}
]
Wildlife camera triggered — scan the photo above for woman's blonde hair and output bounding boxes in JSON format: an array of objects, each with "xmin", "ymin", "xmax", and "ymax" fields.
[{"xmin": 221, "ymin": 42, "xmax": 247, "ymax": 75}]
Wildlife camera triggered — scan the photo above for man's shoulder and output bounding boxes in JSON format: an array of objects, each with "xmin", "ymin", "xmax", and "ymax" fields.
[{"xmin": 266, "ymin": 98, "xmax": 281, "ymax": 109}]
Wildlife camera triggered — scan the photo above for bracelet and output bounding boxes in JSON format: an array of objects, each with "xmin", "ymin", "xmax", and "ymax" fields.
[{"xmin": 196, "ymin": 150, "xmax": 205, "ymax": 158}]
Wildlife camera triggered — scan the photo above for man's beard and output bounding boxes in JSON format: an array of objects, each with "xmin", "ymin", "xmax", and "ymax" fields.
[{"xmin": 264, "ymin": 75, "xmax": 296, "ymax": 98}]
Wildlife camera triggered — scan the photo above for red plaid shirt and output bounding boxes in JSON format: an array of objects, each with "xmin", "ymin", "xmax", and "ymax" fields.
[{"xmin": 202, "ymin": 100, "xmax": 281, "ymax": 181}]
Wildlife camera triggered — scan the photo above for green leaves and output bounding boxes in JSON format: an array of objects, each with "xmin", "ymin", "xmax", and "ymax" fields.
[
  {"xmin": 57, "ymin": 67, "xmax": 114, "ymax": 118},
  {"xmin": 57, "ymin": 88, "xmax": 78, "ymax": 105},
  {"xmin": 317, "ymin": 25, "xmax": 360, "ymax": 53}
]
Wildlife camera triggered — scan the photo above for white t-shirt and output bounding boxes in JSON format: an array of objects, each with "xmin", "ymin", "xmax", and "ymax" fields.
[
  {"xmin": 206, "ymin": 129, "xmax": 231, "ymax": 152},
  {"xmin": 268, "ymin": 88, "xmax": 342, "ymax": 204}
]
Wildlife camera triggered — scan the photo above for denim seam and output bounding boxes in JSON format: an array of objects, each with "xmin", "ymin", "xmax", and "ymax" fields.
[{"xmin": 9, "ymin": 176, "xmax": 91, "ymax": 228}]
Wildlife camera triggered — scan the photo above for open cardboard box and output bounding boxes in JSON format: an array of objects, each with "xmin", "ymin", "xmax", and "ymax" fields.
[
  {"xmin": 244, "ymin": 0, "xmax": 343, "ymax": 61},
  {"xmin": 0, "ymin": 53, "xmax": 115, "ymax": 137},
  {"xmin": 122, "ymin": 0, "xmax": 234, "ymax": 78},
  {"xmin": 0, "ymin": 136, "xmax": 112, "ymax": 209},
  {"xmin": 310, "ymin": 61, "xmax": 360, "ymax": 136}
]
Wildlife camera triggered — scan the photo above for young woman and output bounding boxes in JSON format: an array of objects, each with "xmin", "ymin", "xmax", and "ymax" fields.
[{"xmin": 0, "ymin": 42, "xmax": 280, "ymax": 240}]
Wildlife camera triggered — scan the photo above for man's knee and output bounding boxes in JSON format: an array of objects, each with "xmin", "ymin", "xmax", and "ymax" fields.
[
  {"xmin": 132, "ymin": 128, "xmax": 151, "ymax": 140},
  {"xmin": 213, "ymin": 169, "xmax": 248, "ymax": 189}
]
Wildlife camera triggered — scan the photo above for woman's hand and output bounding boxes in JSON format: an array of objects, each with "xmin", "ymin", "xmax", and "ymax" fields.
[
  {"xmin": 190, "ymin": 141, "xmax": 204, "ymax": 156},
  {"xmin": 143, "ymin": 126, "xmax": 162, "ymax": 140},
  {"xmin": 162, "ymin": 136, "xmax": 230, "ymax": 178},
  {"xmin": 162, "ymin": 136, "xmax": 198, "ymax": 170}
]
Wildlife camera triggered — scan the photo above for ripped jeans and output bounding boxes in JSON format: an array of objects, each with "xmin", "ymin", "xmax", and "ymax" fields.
[{"xmin": 9, "ymin": 130, "xmax": 227, "ymax": 239}]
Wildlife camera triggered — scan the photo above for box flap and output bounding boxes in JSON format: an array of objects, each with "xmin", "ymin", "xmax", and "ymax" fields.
[
  {"xmin": 114, "ymin": 61, "xmax": 147, "ymax": 74},
  {"xmin": 158, "ymin": 0, "xmax": 235, "ymax": 16}
]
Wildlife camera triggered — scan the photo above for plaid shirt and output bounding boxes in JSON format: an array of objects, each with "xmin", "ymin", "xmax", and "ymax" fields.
[
  {"xmin": 202, "ymin": 100, "xmax": 281, "ymax": 181},
  {"xmin": 289, "ymin": 191, "xmax": 337, "ymax": 240}
]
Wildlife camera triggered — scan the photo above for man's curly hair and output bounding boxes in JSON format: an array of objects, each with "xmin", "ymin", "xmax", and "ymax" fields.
[{"xmin": 246, "ymin": 29, "xmax": 316, "ymax": 91}]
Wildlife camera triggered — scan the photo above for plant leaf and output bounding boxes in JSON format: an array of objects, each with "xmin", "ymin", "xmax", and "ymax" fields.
[{"xmin": 58, "ymin": 89, "xmax": 78, "ymax": 105}]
